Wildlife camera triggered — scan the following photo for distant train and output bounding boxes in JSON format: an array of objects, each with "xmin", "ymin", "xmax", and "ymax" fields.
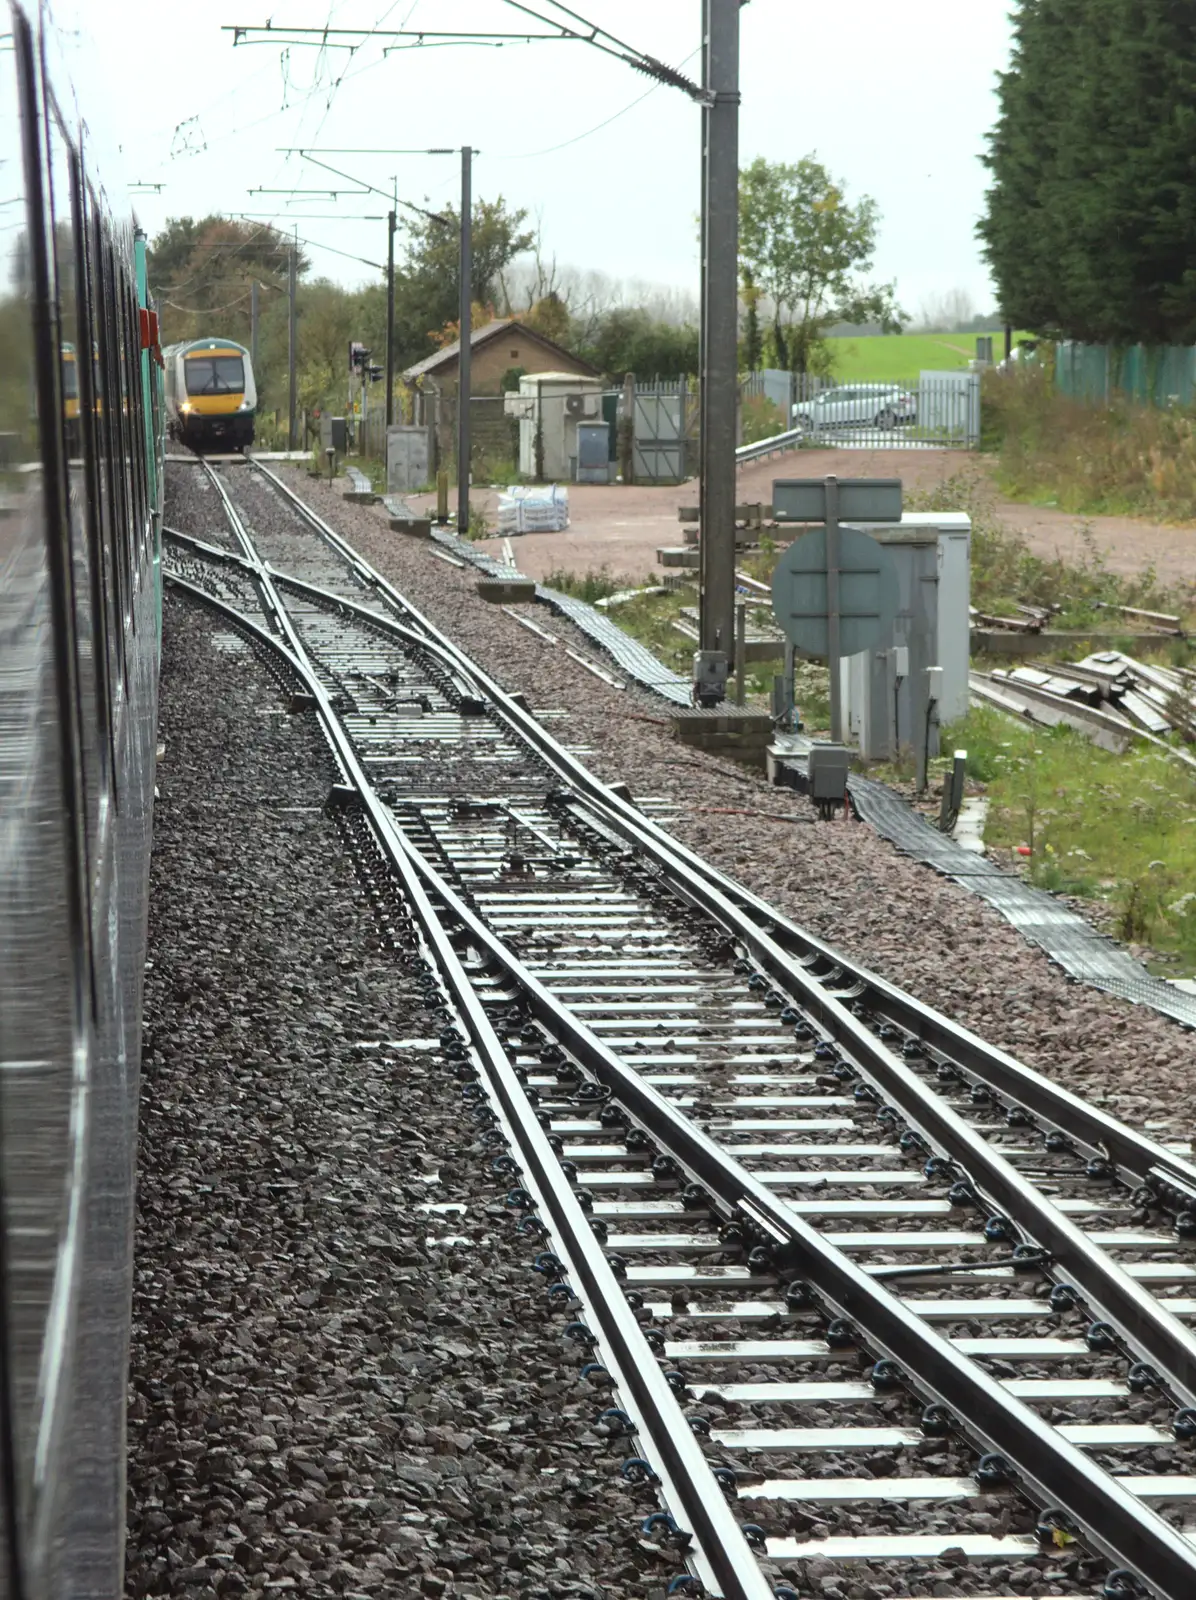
[
  {"xmin": 163, "ymin": 335, "xmax": 257, "ymax": 450},
  {"xmin": 61, "ymin": 341, "xmax": 107, "ymax": 455}
]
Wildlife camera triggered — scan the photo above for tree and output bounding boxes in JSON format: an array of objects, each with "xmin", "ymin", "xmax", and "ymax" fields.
[
  {"xmin": 522, "ymin": 290, "xmax": 571, "ymax": 345},
  {"xmin": 399, "ymin": 196, "xmax": 534, "ymax": 355},
  {"xmin": 979, "ymin": 2, "xmax": 1196, "ymax": 343},
  {"xmin": 148, "ymin": 217, "xmax": 303, "ymax": 343},
  {"xmin": 742, "ymin": 264, "xmax": 762, "ymax": 371},
  {"xmin": 575, "ymin": 307, "xmax": 698, "ymax": 381},
  {"xmin": 738, "ymin": 156, "xmax": 906, "ymax": 374},
  {"xmin": 916, "ymin": 288, "xmax": 978, "ymax": 333}
]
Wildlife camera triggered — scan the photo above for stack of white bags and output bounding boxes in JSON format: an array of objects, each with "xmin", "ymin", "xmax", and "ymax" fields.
[{"xmin": 496, "ymin": 484, "xmax": 570, "ymax": 535}]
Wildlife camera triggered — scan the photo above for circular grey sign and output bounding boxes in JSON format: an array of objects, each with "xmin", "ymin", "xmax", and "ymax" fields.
[{"xmin": 770, "ymin": 525, "xmax": 898, "ymax": 658}]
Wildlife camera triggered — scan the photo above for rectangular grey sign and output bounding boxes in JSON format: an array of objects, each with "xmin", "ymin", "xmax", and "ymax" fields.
[{"xmin": 773, "ymin": 478, "xmax": 904, "ymax": 524}]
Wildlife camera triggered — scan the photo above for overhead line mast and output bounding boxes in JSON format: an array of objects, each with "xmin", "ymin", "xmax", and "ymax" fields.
[{"xmin": 227, "ymin": 4, "xmax": 746, "ymax": 699}]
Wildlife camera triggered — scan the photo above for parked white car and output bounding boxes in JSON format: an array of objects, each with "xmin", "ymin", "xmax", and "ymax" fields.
[{"xmin": 792, "ymin": 383, "xmax": 917, "ymax": 431}]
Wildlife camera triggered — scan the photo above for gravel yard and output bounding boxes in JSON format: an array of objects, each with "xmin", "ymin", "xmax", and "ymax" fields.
[
  {"xmin": 128, "ymin": 590, "xmax": 671, "ymax": 1598},
  {"xmin": 258, "ymin": 467, "xmax": 1196, "ymax": 1138}
]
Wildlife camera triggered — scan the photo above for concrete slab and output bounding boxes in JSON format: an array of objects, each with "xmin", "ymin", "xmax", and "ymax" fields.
[
  {"xmin": 953, "ymin": 797, "xmax": 988, "ymax": 855},
  {"xmin": 671, "ymin": 707, "xmax": 774, "ymax": 767}
]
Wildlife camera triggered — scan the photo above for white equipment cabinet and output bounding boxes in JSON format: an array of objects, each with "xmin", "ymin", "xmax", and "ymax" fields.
[
  {"xmin": 838, "ymin": 512, "xmax": 971, "ymax": 760},
  {"xmin": 514, "ymin": 373, "xmax": 604, "ymax": 480}
]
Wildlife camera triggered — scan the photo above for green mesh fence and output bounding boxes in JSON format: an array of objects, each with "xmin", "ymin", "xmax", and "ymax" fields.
[{"xmin": 1055, "ymin": 341, "xmax": 1196, "ymax": 407}]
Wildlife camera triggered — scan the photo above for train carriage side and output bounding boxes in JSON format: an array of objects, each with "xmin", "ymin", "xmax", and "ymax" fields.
[{"xmin": 1, "ymin": 1, "xmax": 162, "ymax": 1593}]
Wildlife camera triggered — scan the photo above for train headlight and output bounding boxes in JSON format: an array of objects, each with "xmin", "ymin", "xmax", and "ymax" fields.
[{"xmin": 180, "ymin": 402, "xmax": 193, "ymax": 413}]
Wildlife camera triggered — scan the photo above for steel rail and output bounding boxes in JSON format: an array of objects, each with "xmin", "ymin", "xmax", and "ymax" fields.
[
  {"xmin": 236, "ymin": 520, "xmax": 1196, "ymax": 1398},
  {"xmin": 396, "ymin": 832, "xmax": 1196, "ymax": 1600},
  {"xmin": 240, "ymin": 459, "xmax": 1196, "ymax": 1195},
  {"xmin": 565, "ymin": 784, "xmax": 1196, "ymax": 1199},
  {"xmin": 168, "ymin": 547, "xmax": 1196, "ymax": 1598},
  {"xmin": 163, "ymin": 525, "xmax": 252, "ymax": 564},
  {"xmin": 732, "ymin": 907, "xmax": 1196, "ymax": 1199},
  {"xmin": 239, "ymin": 467, "xmax": 1196, "ymax": 1391},
  {"xmin": 174, "ymin": 489, "xmax": 772, "ymax": 1600}
]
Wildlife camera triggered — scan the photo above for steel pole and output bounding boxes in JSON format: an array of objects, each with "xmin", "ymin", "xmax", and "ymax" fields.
[
  {"xmin": 697, "ymin": 0, "xmax": 740, "ymax": 684},
  {"xmin": 457, "ymin": 146, "xmax": 472, "ymax": 535},
  {"xmin": 287, "ymin": 244, "xmax": 298, "ymax": 451},
  {"xmin": 386, "ymin": 209, "xmax": 396, "ymax": 428},
  {"xmin": 825, "ymin": 474, "xmax": 842, "ymax": 742},
  {"xmin": 250, "ymin": 279, "xmax": 259, "ymax": 373},
  {"xmin": 698, "ymin": 0, "xmax": 709, "ymax": 591}
]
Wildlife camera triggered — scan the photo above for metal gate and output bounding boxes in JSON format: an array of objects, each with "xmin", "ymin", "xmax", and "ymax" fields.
[
  {"xmin": 632, "ymin": 382, "xmax": 688, "ymax": 483},
  {"xmin": 789, "ymin": 371, "xmax": 980, "ymax": 450}
]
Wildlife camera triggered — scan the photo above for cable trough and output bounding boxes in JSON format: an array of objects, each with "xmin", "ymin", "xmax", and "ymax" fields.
[{"xmin": 162, "ymin": 457, "xmax": 1196, "ymax": 1599}]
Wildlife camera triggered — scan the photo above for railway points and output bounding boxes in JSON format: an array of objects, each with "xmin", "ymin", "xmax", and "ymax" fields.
[{"xmin": 140, "ymin": 453, "xmax": 1196, "ymax": 1599}]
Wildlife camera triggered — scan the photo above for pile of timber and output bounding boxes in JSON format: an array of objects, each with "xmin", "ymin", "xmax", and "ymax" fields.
[
  {"xmin": 657, "ymin": 502, "xmax": 781, "ymax": 569},
  {"xmin": 969, "ymin": 599, "xmax": 1185, "ymax": 637},
  {"xmin": 971, "ymin": 651, "xmax": 1196, "ymax": 761}
]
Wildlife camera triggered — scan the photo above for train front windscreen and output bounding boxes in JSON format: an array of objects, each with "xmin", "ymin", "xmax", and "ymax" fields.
[{"xmin": 185, "ymin": 354, "xmax": 245, "ymax": 395}]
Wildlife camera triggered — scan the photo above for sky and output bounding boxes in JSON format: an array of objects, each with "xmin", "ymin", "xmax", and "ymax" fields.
[{"xmin": 48, "ymin": 0, "xmax": 1017, "ymax": 321}]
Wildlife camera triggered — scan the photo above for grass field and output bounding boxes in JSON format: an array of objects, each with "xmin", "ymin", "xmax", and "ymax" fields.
[{"xmin": 827, "ymin": 331, "xmax": 1029, "ymax": 384}]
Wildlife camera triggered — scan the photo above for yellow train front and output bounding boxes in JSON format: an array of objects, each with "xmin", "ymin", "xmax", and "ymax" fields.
[
  {"xmin": 62, "ymin": 340, "xmax": 80, "ymax": 452},
  {"xmin": 163, "ymin": 336, "xmax": 256, "ymax": 451}
]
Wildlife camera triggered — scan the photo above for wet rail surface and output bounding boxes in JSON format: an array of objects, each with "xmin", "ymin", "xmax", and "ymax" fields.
[{"xmin": 161, "ymin": 455, "xmax": 1196, "ymax": 1600}]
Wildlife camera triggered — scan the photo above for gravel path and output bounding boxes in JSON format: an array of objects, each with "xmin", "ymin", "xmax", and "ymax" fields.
[
  {"xmin": 257, "ymin": 467, "xmax": 1196, "ymax": 1140},
  {"xmin": 385, "ymin": 448, "xmax": 1196, "ymax": 591},
  {"xmin": 128, "ymin": 592, "xmax": 670, "ymax": 1598}
]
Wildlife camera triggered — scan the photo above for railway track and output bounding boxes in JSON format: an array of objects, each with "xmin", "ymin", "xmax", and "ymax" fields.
[{"xmin": 161, "ymin": 455, "xmax": 1196, "ymax": 1599}]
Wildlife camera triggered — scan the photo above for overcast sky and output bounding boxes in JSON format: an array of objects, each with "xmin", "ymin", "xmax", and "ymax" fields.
[{"xmin": 49, "ymin": 0, "xmax": 1016, "ymax": 320}]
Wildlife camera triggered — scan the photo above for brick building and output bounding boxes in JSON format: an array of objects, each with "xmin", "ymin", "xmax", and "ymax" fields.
[
  {"xmin": 402, "ymin": 318, "xmax": 598, "ymax": 394},
  {"xmin": 403, "ymin": 319, "xmax": 599, "ymax": 475}
]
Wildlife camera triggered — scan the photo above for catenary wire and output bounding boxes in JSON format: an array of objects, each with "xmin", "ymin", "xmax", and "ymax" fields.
[{"xmin": 503, "ymin": 45, "xmax": 701, "ymax": 158}]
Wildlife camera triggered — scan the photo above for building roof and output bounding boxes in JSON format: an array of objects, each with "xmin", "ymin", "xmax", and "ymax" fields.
[
  {"xmin": 402, "ymin": 317, "xmax": 598, "ymax": 383},
  {"xmin": 517, "ymin": 370, "xmax": 603, "ymax": 386}
]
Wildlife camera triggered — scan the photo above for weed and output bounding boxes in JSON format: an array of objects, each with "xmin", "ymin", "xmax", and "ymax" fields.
[
  {"xmin": 942, "ymin": 705, "xmax": 1196, "ymax": 972},
  {"xmin": 358, "ymin": 455, "xmax": 387, "ymax": 493},
  {"xmin": 1116, "ymin": 879, "xmax": 1152, "ymax": 944},
  {"xmin": 614, "ymin": 583, "xmax": 702, "ymax": 677},
  {"xmin": 983, "ymin": 362, "xmax": 1196, "ymax": 539},
  {"xmin": 458, "ymin": 501, "xmax": 493, "ymax": 540},
  {"xmin": 542, "ymin": 566, "xmax": 646, "ymax": 604},
  {"xmin": 740, "ymin": 393, "xmax": 787, "ymax": 446},
  {"xmin": 477, "ymin": 455, "xmax": 524, "ymax": 488},
  {"xmin": 903, "ymin": 467, "xmax": 1189, "ymax": 624}
]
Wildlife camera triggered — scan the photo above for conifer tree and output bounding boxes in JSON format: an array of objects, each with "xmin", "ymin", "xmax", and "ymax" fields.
[{"xmin": 981, "ymin": 2, "xmax": 1196, "ymax": 342}]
